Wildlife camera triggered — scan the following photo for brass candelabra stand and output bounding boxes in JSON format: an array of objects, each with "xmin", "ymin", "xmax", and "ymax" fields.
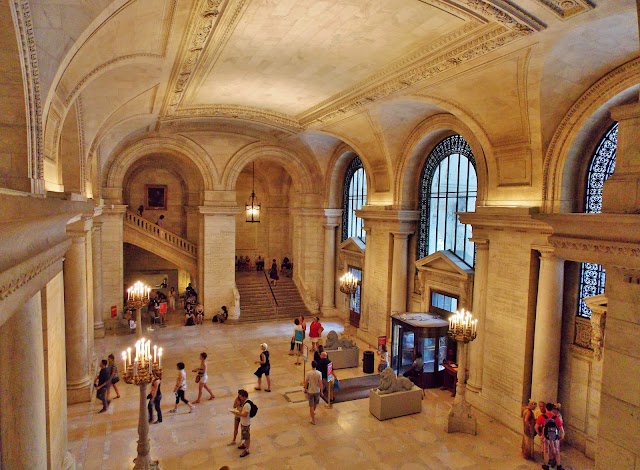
[{"xmin": 122, "ymin": 339, "xmax": 163, "ymax": 469}]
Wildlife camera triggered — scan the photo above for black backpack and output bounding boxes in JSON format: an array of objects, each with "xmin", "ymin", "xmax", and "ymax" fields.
[
  {"xmin": 543, "ymin": 415, "xmax": 558, "ymax": 441},
  {"xmin": 246, "ymin": 399, "xmax": 258, "ymax": 418}
]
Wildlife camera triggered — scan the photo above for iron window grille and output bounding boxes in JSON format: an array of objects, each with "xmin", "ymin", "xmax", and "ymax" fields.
[{"xmin": 342, "ymin": 156, "xmax": 367, "ymax": 242}]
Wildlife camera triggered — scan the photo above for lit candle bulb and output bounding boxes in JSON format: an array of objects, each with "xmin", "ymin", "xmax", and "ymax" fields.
[{"xmin": 127, "ymin": 347, "xmax": 132, "ymax": 367}]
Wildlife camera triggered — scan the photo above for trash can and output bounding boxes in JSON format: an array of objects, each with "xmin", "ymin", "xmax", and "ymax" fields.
[{"xmin": 363, "ymin": 350, "xmax": 375, "ymax": 374}]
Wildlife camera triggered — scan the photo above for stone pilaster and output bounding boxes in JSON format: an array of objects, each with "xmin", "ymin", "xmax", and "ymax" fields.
[
  {"xmin": 467, "ymin": 238, "xmax": 489, "ymax": 393},
  {"xmin": 65, "ymin": 221, "xmax": 93, "ymax": 404},
  {"xmin": 83, "ymin": 216, "xmax": 95, "ymax": 366},
  {"xmin": 101, "ymin": 205, "xmax": 126, "ymax": 328},
  {"xmin": 199, "ymin": 206, "xmax": 239, "ymax": 314},
  {"xmin": 321, "ymin": 209, "xmax": 342, "ymax": 313},
  {"xmin": 0, "ymin": 292, "xmax": 48, "ymax": 470},
  {"xmin": 390, "ymin": 232, "xmax": 411, "ymax": 315},
  {"xmin": 92, "ymin": 218, "xmax": 105, "ymax": 338},
  {"xmin": 291, "ymin": 207, "xmax": 325, "ymax": 313},
  {"xmin": 531, "ymin": 248, "xmax": 565, "ymax": 404}
]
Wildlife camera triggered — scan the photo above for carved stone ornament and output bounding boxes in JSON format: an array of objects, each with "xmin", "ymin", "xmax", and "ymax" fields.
[
  {"xmin": 574, "ymin": 318, "xmax": 593, "ymax": 350},
  {"xmin": 583, "ymin": 294, "xmax": 607, "ymax": 361},
  {"xmin": 534, "ymin": 0, "xmax": 594, "ymax": 19}
]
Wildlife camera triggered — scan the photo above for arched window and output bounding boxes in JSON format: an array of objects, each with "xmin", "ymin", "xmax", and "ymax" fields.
[
  {"xmin": 342, "ymin": 156, "xmax": 367, "ymax": 242},
  {"xmin": 417, "ymin": 135, "xmax": 477, "ymax": 266},
  {"xmin": 577, "ymin": 123, "xmax": 618, "ymax": 318}
]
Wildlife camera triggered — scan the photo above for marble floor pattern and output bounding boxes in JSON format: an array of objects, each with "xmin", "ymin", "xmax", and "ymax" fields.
[{"xmin": 68, "ymin": 314, "xmax": 594, "ymax": 470}]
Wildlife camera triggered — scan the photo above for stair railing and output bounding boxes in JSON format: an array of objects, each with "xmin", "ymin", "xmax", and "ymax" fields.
[
  {"xmin": 124, "ymin": 210, "xmax": 197, "ymax": 257},
  {"xmin": 263, "ymin": 270, "xmax": 278, "ymax": 316}
]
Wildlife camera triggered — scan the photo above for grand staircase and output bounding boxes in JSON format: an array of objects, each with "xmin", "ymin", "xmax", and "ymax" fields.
[
  {"xmin": 123, "ymin": 211, "xmax": 197, "ymax": 275},
  {"xmin": 235, "ymin": 272, "xmax": 311, "ymax": 323}
]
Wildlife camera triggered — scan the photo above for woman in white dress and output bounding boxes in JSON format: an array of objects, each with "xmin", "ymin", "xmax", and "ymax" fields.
[{"xmin": 192, "ymin": 352, "xmax": 215, "ymax": 403}]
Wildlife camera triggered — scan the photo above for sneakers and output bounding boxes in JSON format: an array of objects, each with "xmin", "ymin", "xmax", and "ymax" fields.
[
  {"xmin": 169, "ymin": 409, "xmax": 177, "ymax": 413},
  {"xmin": 237, "ymin": 444, "xmax": 246, "ymax": 450},
  {"xmin": 98, "ymin": 408, "xmax": 107, "ymax": 413},
  {"xmin": 240, "ymin": 450, "xmax": 250, "ymax": 458}
]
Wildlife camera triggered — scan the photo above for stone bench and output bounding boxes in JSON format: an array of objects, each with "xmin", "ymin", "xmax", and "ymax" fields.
[
  {"xmin": 325, "ymin": 347, "xmax": 359, "ymax": 369},
  {"xmin": 369, "ymin": 385, "xmax": 423, "ymax": 420}
]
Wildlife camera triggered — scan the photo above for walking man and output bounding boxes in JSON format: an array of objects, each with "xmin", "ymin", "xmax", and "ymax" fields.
[
  {"xmin": 95, "ymin": 359, "xmax": 111, "ymax": 413},
  {"xmin": 304, "ymin": 360, "xmax": 324, "ymax": 425},
  {"xmin": 231, "ymin": 389, "xmax": 252, "ymax": 458}
]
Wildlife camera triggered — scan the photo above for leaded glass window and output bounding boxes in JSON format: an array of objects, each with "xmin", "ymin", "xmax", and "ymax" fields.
[
  {"xmin": 417, "ymin": 135, "xmax": 477, "ymax": 266},
  {"xmin": 342, "ymin": 156, "xmax": 367, "ymax": 242},
  {"xmin": 577, "ymin": 123, "xmax": 618, "ymax": 318}
]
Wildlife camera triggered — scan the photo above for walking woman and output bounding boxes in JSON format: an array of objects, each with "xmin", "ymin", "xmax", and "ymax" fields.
[
  {"xmin": 522, "ymin": 400, "xmax": 536, "ymax": 460},
  {"xmin": 192, "ymin": 352, "xmax": 215, "ymax": 403},
  {"xmin": 147, "ymin": 373, "xmax": 162, "ymax": 424},
  {"xmin": 170, "ymin": 362, "xmax": 194, "ymax": 413},
  {"xmin": 269, "ymin": 258, "xmax": 279, "ymax": 286},
  {"xmin": 254, "ymin": 343, "xmax": 271, "ymax": 392},
  {"xmin": 169, "ymin": 287, "xmax": 176, "ymax": 311},
  {"xmin": 107, "ymin": 354, "xmax": 121, "ymax": 399}
]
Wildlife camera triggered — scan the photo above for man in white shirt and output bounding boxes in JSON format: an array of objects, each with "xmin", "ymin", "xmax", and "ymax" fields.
[
  {"xmin": 231, "ymin": 389, "xmax": 252, "ymax": 458},
  {"xmin": 304, "ymin": 360, "xmax": 324, "ymax": 425}
]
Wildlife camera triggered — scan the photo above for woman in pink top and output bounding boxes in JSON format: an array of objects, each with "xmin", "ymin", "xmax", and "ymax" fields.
[{"xmin": 308, "ymin": 317, "xmax": 324, "ymax": 351}]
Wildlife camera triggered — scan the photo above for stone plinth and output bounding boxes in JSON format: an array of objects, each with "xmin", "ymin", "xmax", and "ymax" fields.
[
  {"xmin": 446, "ymin": 401, "xmax": 477, "ymax": 435},
  {"xmin": 369, "ymin": 386, "xmax": 422, "ymax": 420},
  {"xmin": 325, "ymin": 347, "xmax": 359, "ymax": 369}
]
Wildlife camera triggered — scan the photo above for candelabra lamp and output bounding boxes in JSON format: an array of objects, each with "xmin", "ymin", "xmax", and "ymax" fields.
[
  {"xmin": 339, "ymin": 272, "xmax": 358, "ymax": 339},
  {"xmin": 127, "ymin": 281, "xmax": 151, "ymax": 338},
  {"xmin": 122, "ymin": 339, "xmax": 163, "ymax": 469},
  {"xmin": 446, "ymin": 309, "xmax": 478, "ymax": 435}
]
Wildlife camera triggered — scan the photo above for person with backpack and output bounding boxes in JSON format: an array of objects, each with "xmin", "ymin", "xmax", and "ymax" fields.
[
  {"xmin": 535, "ymin": 402, "xmax": 564, "ymax": 470},
  {"xmin": 230, "ymin": 389, "xmax": 257, "ymax": 458}
]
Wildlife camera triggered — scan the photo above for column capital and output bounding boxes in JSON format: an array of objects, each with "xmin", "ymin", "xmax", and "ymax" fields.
[
  {"xmin": 391, "ymin": 231, "xmax": 412, "ymax": 240},
  {"xmin": 532, "ymin": 244, "xmax": 560, "ymax": 259},
  {"xmin": 324, "ymin": 208, "xmax": 343, "ymax": 225}
]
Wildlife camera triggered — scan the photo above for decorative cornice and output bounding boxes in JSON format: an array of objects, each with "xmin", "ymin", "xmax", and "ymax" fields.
[
  {"xmin": 0, "ymin": 239, "xmax": 69, "ymax": 301},
  {"xmin": 533, "ymin": 0, "xmax": 594, "ymax": 19},
  {"xmin": 172, "ymin": 105, "xmax": 301, "ymax": 131},
  {"xmin": 12, "ymin": 1, "xmax": 43, "ymax": 186}
]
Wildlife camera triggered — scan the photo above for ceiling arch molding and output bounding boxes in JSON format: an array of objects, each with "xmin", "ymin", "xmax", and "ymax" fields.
[
  {"xmin": 221, "ymin": 142, "xmax": 322, "ymax": 196},
  {"xmin": 323, "ymin": 142, "xmax": 360, "ymax": 209},
  {"xmin": 542, "ymin": 58, "xmax": 640, "ymax": 213},
  {"xmin": 103, "ymin": 135, "xmax": 217, "ymax": 199},
  {"xmin": 395, "ymin": 113, "xmax": 490, "ymax": 210}
]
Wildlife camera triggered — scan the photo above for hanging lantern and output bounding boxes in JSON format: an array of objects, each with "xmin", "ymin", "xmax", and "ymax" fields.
[{"xmin": 245, "ymin": 161, "xmax": 260, "ymax": 223}]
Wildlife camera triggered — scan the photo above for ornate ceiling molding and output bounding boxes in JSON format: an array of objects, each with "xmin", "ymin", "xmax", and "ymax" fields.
[
  {"xmin": 301, "ymin": 23, "xmax": 534, "ymax": 127},
  {"xmin": 162, "ymin": 0, "xmax": 245, "ymax": 116},
  {"xmin": 172, "ymin": 105, "xmax": 302, "ymax": 132},
  {"xmin": 533, "ymin": 0, "xmax": 594, "ymax": 19},
  {"xmin": 11, "ymin": 1, "xmax": 43, "ymax": 188}
]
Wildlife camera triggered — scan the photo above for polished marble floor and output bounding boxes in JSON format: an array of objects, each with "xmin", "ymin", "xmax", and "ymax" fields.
[{"xmin": 68, "ymin": 314, "xmax": 594, "ymax": 470}]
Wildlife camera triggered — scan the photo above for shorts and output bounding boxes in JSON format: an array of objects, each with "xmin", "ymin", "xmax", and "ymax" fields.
[
  {"xmin": 254, "ymin": 365, "xmax": 270, "ymax": 378},
  {"xmin": 307, "ymin": 392, "xmax": 320, "ymax": 407},
  {"xmin": 241, "ymin": 424, "xmax": 251, "ymax": 441}
]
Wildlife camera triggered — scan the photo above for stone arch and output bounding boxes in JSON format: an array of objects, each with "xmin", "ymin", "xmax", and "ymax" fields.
[
  {"xmin": 1, "ymin": 3, "xmax": 39, "ymax": 193},
  {"xmin": 323, "ymin": 142, "xmax": 368, "ymax": 209},
  {"xmin": 103, "ymin": 135, "xmax": 217, "ymax": 200},
  {"xmin": 395, "ymin": 113, "xmax": 489, "ymax": 209},
  {"xmin": 221, "ymin": 142, "xmax": 321, "ymax": 195},
  {"xmin": 316, "ymin": 130, "xmax": 391, "ymax": 196},
  {"xmin": 543, "ymin": 58, "xmax": 640, "ymax": 213}
]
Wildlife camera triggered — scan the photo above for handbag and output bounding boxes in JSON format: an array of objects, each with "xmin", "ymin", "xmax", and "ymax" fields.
[
  {"xmin": 111, "ymin": 374, "xmax": 120, "ymax": 384},
  {"xmin": 195, "ymin": 374, "xmax": 201, "ymax": 383}
]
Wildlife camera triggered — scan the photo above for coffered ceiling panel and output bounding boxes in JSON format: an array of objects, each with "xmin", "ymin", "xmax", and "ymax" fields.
[{"xmin": 188, "ymin": 0, "xmax": 466, "ymax": 115}]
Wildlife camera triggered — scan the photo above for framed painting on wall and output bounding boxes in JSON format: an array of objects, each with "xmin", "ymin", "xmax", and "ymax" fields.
[{"xmin": 145, "ymin": 184, "xmax": 167, "ymax": 210}]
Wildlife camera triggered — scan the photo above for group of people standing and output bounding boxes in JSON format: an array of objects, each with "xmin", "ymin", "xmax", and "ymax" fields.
[{"xmin": 522, "ymin": 400, "xmax": 565, "ymax": 470}]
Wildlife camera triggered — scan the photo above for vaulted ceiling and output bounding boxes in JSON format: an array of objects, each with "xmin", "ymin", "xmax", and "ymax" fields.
[{"xmin": 30, "ymin": 0, "xmax": 638, "ymax": 181}]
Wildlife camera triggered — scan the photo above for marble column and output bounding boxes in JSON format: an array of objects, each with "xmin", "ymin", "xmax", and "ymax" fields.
[
  {"xmin": 65, "ymin": 228, "xmax": 92, "ymax": 404},
  {"xmin": 0, "ymin": 292, "xmax": 48, "ymax": 470},
  {"xmin": 530, "ymin": 249, "xmax": 564, "ymax": 403},
  {"xmin": 84, "ymin": 218, "xmax": 95, "ymax": 368},
  {"xmin": 92, "ymin": 220, "xmax": 105, "ymax": 338},
  {"xmin": 321, "ymin": 208, "xmax": 342, "ymax": 313},
  {"xmin": 467, "ymin": 238, "xmax": 489, "ymax": 393},
  {"xmin": 101, "ymin": 205, "xmax": 125, "ymax": 328},
  {"xmin": 390, "ymin": 232, "xmax": 411, "ymax": 314}
]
